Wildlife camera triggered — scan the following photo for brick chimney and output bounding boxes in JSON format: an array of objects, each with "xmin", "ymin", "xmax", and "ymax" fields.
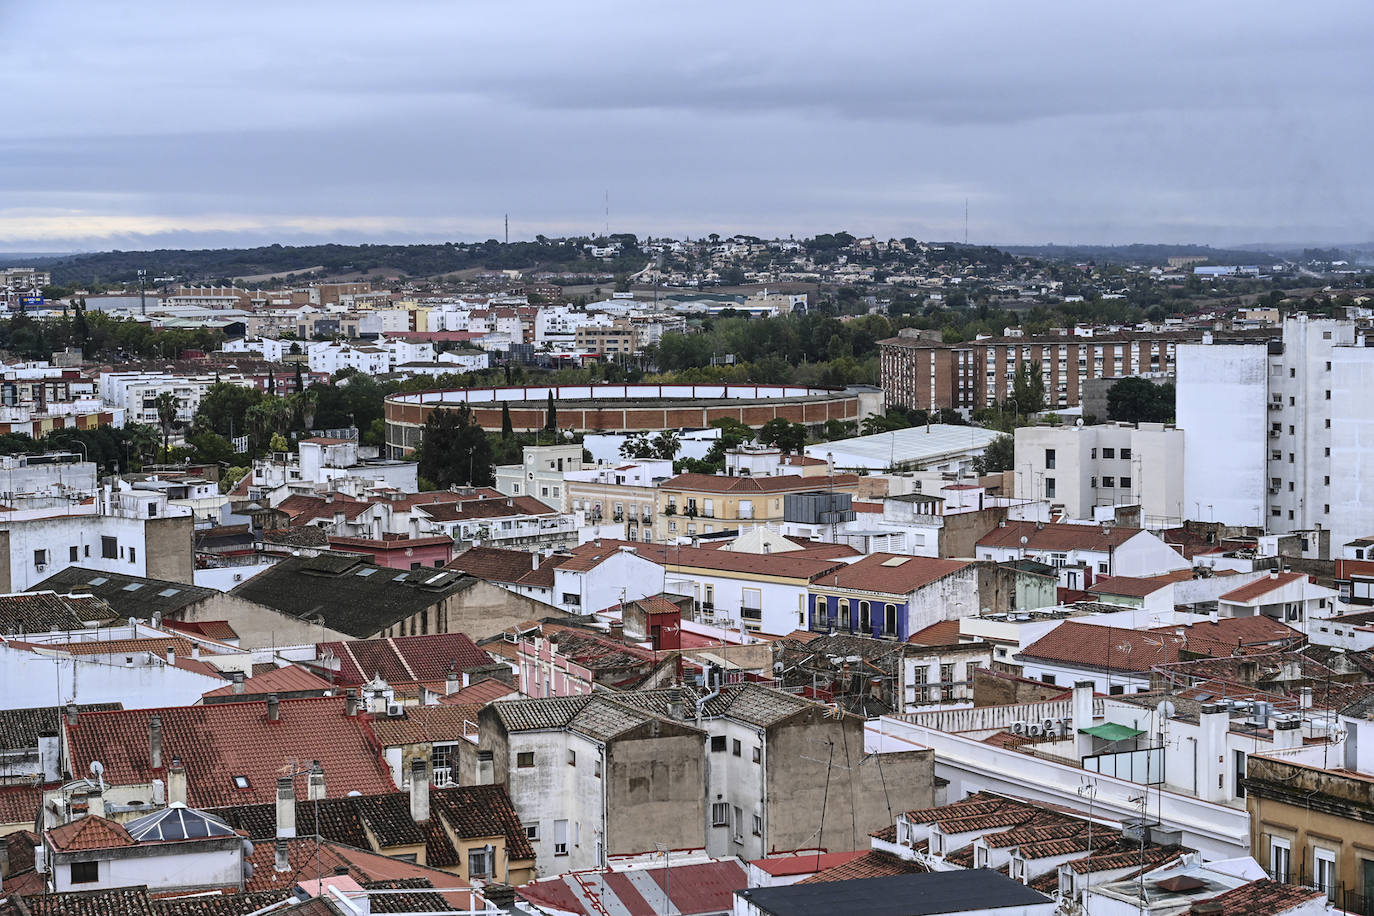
[
  {"xmin": 345, "ymin": 689, "xmax": 359, "ymax": 717},
  {"xmin": 231, "ymin": 671, "xmax": 246, "ymax": 694},
  {"xmin": 276, "ymin": 776, "xmax": 296, "ymax": 838},
  {"xmin": 267, "ymin": 694, "xmax": 280, "ymax": 722},
  {"xmin": 307, "ymin": 761, "xmax": 325, "ymax": 801},
  {"xmin": 168, "ymin": 757, "xmax": 187, "ymax": 807},
  {"xmin": 149, "ymin": 714, "xmax": 163, "ymax": 770},
  {"xmin": 409, "ymin": 758, "xmax": 429, "ymax": 824}
]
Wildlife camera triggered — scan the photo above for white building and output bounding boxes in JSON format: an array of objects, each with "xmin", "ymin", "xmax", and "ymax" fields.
[
  {"xmin": 494, "ymin": 444, "xmax": 586, "ymax": 509},
  {"xmin": 1014, "ymin": 422, "xmax": 1185, "ymax": 526},
  {"xmin": 1178, "ymin": 315, "xmax": 1374, "ymax": 550},
  {"xmin": 975, "ymin": 521, "xmax": 1190, "ymax": 590}
]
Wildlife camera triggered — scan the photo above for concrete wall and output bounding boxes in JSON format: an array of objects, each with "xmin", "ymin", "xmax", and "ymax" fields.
[
  {"xmin": 0, "ymin": 643, "xmax": 225, "ymax": 710},
  {"xmin": 764, "ymin": 709, "xmax": 934, "ymax": 856},
  {"xmin": 973, "ymin": 667, "xmax": 1067, "ymax": 707},
  {"xmin": 382, "ymin": 581, "xmax": 563, "ymax": 642},
  {"xmin": 176, "ymin": 593, "xmax": 351, "ymax": 650},
  {"xmin": 939, "ymin": 508, "xmax": 1007, "ymax": 558},
  {"xmin": 606, "ymin": 724, "xmax": 706, "ymax": 858},
  {"xmin": 1177, "ymin": 342, "xmax": 1268, "ymax": 527}
]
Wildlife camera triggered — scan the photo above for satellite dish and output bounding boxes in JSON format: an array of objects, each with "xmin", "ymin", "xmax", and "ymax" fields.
[
  {"xmin": 1156, "ymin": 700, "xmax": 1177, "ymax": 720},
  {"xmin": 89, "ymin": 760, "xmax": 104, "ymax": 776},
  {"xmin": 1076, "ymin": 417, "xmax": 1084, "ymax": 428}
]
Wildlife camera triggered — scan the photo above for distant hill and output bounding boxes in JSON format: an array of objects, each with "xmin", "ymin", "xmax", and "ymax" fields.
[
  {"xmin": 998, "ymin": 243, "xmax": 1279, "ymax": 266},
  {"xmin": 10, "ymin": 240, "xmax": 644, "ymax": 287}
]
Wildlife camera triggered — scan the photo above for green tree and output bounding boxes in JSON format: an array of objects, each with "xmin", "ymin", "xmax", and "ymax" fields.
[
  {"xmin": 758, "ymin": 418, "xmax": 807, "ymax": 455},
  {"xmin": 269, "ymin": 432, "xmax": 290, "ymax": 453},
  {"xmin": 153, "ymin": 391, "xmax": 179, "ymax": 459},
  {"xmin": 973, "ymin": 434, "xmax": 1015, "ymax": 475},
  {"xmin": 501, "ymin": 402, "xmax": 514, "ymax": 439},
  {"xmin": 1011, "ymin": 361, "xmax": 1046, "ymax": 416},
  {"xmin": 652, "ymin": 430, "xmax": 680, "ymax": 460},
  {"xmin": 1106, "ymin": 377, "xmax": 1175, "ymax": 423},
  {"xmin": 545, "ymin": 392, "xmax": 557, "ymax": 431},
  {"xmin": 418, "ymin": 405, "xmax": 494, "ymax": 488},
  {"xmin": 620, "ymin": 432, "xmax": 653, "ymax": 459},
  {"xmin": 219, "ymin": 466, "xmax": 248, "ymax": 495}
]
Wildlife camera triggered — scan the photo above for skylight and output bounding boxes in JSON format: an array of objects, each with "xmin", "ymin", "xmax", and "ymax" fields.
[
  {"xmin": 87, "ymin": 577, "xmax": 108, "ymax": 586},
  {"xmin": 233, "ymin": 775, "xmax": 250, "ymax": 789},
  {"xmin": 158, "ymin": 588, "xmax": 180, "ymax": 597},
  {"xmin": 122, "ymin": 583, "xmax": 144, "ymax": 591},
  {"xmin": 356, "ymin": 567, "xmax": 378, "ymax": 577},
  {"xmin": 880, "ymin": 557, "xmax": 911, "ymax": 567}
]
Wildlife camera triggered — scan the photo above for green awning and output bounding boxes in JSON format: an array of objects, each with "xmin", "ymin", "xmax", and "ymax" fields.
[{"xmin": 1078, "ymin": 723, "xmax": 1145, "ymax": 741}]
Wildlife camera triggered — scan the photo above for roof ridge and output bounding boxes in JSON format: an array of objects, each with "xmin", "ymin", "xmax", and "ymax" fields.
[{"xmin": 385, "ymin": 637, "xmax": 420, "ymax": 682}]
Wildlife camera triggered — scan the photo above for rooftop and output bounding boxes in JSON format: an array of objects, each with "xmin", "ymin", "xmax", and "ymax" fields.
[
  {"xmin": 32, "ymin": 567, "xmax": 218, "ymax": 619},
  {"xmin": 736, "ymin": 869, "xmax": 1050, "ymax": 916}
]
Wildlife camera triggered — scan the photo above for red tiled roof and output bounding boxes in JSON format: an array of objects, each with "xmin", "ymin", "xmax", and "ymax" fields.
[
  {"xmin": 64, "ymin": 697, "xmax": 395, "ymax": 808},
  {"xmin": 202, "ymin": 664, "xmax": 333, "ymax": 698},
  {"xmin": 47, "ymin": 636, "xmax": 198, "ymax": 657},
  {"xmin": 977, "ymin": 520, "xmax": 1142, "ymax": 552},
  {"xmin": 815, "ymin": 553, "xmax": 971, "ymax": 595},
  {"xmin": 244, "ymin": 837, "xmax": 481, "ymax": 910},
  {"xmin": 369, "ymin": 705, "xmax": 481, "ymax": 747},
  {"xmin": 46, "ymin": 815, "xmax": 135, "ymax": 852},
  {"xmin": 1218, "ymin": 572, "xmax": 1308, "ymax": 604},
  {"xmin": 163, "ymin": 619, "xmax": 240, "ymax": 641},
  {"xmin": 799, "ymin": 850, "xmax": 926, "ymax": 883},
  {"xmin": 0, "ymin": 784, "xmax": 41, "ymax": 827},
  {"xmin": 446, "ymin": 545, "xmax": 543, "ymax": 584},
  {"xmin": 1018, "ymin": 618, "xmax": 1303, "ymax": 672},
  {"xmin": 321, "ymin": 633, "xmax": 493, "ymax": 686},
  {"xmin": 1087, "ymin": 575, "xmax": 1174, "ymax": 598},
  {"xmin": 752, "ymin": 851, "xmax": 862, "ymax": 877},
  {"xmin": 439, "ymin": 677, "xmax": 519, "ymax": 706},
  {"xmin": 907, "ymin": 620, "xmax": 964, "ymax": 646},
  {"xmin": 661, "ymin": 472, "xmax": 860, "ymax": 493},
  {"xmin": 1193, "ymin": 878, "xmax": 1324, "ymax": 915}
]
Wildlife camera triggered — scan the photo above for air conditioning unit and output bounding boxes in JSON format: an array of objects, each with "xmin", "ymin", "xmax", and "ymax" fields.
[
  {"xmin": 386, "ymin": 702, "xmax": 405, "ymax": 717},
  {"xmin": 35, "ymin": 564, "xmax": 46, "ymax": 572},
  {"xmin": 232, "ymin": 573, "xmax": 243, "ymax": 582}
]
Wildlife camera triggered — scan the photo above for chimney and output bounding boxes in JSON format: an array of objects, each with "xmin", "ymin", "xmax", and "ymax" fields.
[
  {"xmin": 1273, "ymin": 715, "xmax": 1303, "ymax": 750},
  {"xmin": 667, "ymin": 686, "xmax": 683, "ymax": 720},
  {"xmin": 66, "ymin": 704, "xmax": 78, "ymax": 727},
  {"xmin": 149, "ymin": 714, "xmax": 163, "ymax": 770},
  {"xmin": 87, "ymin": 785, "xmax": 105, "ymax": 820},
  {"xmin": 409, "ymin": 758, "xmax": 429, "ymax": 823},
  {"xmin": 231, "ymin": 671, "xmax": 246, "ymax": 694},
  {"xmin": 168, "ymin": 757, "xmax": 187, "ymax": 807},
  {"xmin": 445, "ymin": 664, "xmax": 461, "ymax": 696},
  {"xmin": 307, "ymin": 761, "xmax": 325, "ymax": 801},
  {"xmin": 276, "ymin": 776, "xmax": 296, "ymax": 838},
  {"xmin": 532, "ymin": 552, "xmax": 540, "ymax": 571},
  {"xmin": 267, "ymin": 694, "xmax": 280, "ymax": 722},
  {"xmin": 1300, "ymin": 686, "xmax": 1313, "ymax": 709},
  {"xmin": 1198, "ymin": 703, "xmax": 1230, "ymax": 803},
  {"xmin": 610, "ymin": 620, "xmax": 624, "ymax": 642},
  {"xmin": 191, "ymin": 644, "xmax": 200, "ymax": 660},
  {"xmin": 165, "ymin": 646, "xmax": 175, "ymax": 666},
  {"xmin": 345, "ymin": 689, "xmax": 359, "ymax": 717},
  {"xmin": 274, "ymin": 839, "xmax": 290, "ymax": 872}
]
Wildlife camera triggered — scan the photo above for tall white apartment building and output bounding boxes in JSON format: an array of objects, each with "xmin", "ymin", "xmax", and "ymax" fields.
[
  {"xmin": 1178, "ymin": 315, "xmax": 1374, "ymax": 551},
  {"xmin": 1013, "ymin": 421, "xmax": 1185, "ymax": 525}
]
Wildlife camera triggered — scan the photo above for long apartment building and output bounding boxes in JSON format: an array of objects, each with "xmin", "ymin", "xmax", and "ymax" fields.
[{"xmin": 879, "ymin": 327, "xmax": 1269, "ymax": 413}]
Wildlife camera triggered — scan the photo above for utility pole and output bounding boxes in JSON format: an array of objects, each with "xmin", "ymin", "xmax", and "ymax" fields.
[
  {"xmin": 138, "ymin": 269, "xmax": 147, "ymax": 316},
  {"xmin": 505, "ymin": 214, "xmax": 509, "ymax": 245}
]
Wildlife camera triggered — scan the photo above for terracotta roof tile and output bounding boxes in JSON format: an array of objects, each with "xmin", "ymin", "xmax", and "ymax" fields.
[
  {"xmin": 319, "ymin": 633, "xmax": 493, "ymax": 686},
  {"xmin": 799, "ymin": 850, "xmax": 926, "ymax": 883},
  {"xmin": 815, "ymin": 553, "xmax": 971, "ymax": 595},
  {"xmin": 202, "ymin": 665, "xmax": 333, "ymax": 699},
  {"xmin": 369, "ymin": 705, "xmax": 480, "ymax": 747},
  {"xmin": 1218, "ymin": 572, "xmax": 1308, "ymax": 603},
  {"xmin": 1193, "ymin": 877, "xmax": 1324, "ymax": 915},
  {"xmin": 46, "ymin": 815, "xmax": 136, "ymax": 851},
  {"xmin": 65, "ymin": 697, "xmax": 395, "ymax": 808},
  {"xmin": 906, "ymin": 620, "xmax": 964, "ymax": 646},
  {"xmin": 977, "ymin": 520, "xmax": 1143, "ymax": 552},
  {"xmin": 1017, "ymin": 618, "xmax": 1302, "ymax": 673},
  {"xmin": 0, "ymin": 785, "xmax": 41, "ymax": 827},
  {"xmin": 661, "ymin": 472, "xmax": 859, "ymax": 494}
]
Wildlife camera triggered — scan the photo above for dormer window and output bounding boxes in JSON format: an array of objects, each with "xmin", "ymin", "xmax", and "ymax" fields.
[{"xmin": 233, "ymin": 775, "xmax": 250, "ymax": 789}]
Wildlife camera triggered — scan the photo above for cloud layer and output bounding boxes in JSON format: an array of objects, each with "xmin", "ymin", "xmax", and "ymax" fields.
[{"xmin": 2, "ymin": 0, "xmax": 1371, "ymax": 250}]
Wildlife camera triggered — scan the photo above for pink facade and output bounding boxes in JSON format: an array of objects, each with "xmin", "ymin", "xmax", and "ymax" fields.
[
  {"xmin": 328, "ymin": 535, "xmax": 455, "ymax": 570},
  {"xmin": 518, "ymin": 638, "xmax": 593, "ymax": 698}
]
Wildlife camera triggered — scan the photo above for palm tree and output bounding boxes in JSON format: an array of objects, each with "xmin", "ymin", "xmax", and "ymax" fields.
[
  {"xmin": 652, "ymin": 430, "xmax": 680, "ymax": 460},
  {"xmin": 294, "ymin": 389, "xmax": 319, "ymax": 431},
  {"xmin": 153, "ymin": 391, "xmax": 179, "ymax": 459}
]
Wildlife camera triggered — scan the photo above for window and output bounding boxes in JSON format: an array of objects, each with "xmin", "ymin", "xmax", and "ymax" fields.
[
  {"xmin": 1044, "ymin": 448, "xmax": 1056, "ymax": 469},
  {"xmin": 753, "ymin": 814, "xmax": 763, "ymax": 836},
  {"xmin": 752, "ymin": 746, "xmax": 761, "ymax": 763},
  {"xmin": 859, "ymin": 601, "xmax": 871, "ymax": 631},
  {"xmin": 839, "ymin": 599, "xmax": 850, "ymax": 628},
  {"xmin": 712, "ymin": 802, "xmax": 730, "ymax": 827},
  {"xmin": 1120, "ymin": 448, "xmax": 1132, "ymax": 460},
  {"xmin": 1045, "ymin": 477, "xmax": 1056, "ymax": 499},
  {"xmin": 233, "ymin": 775, "xmax": 251, "ymax": 789},
  {"xmin": 524, "ymin": 823, "xmax": 539, "ymax": 841},
  {"xmin": 129, "ymin": 547, "xmax": 136, "ymax": 564},
  {"xmin": 567, "ymin": 749, "xmax": 576, "ymax": 767},
  {"xmin": 732, "ymin": 739, "xmax": 742, "ymax": 757},
  {"xmin": 940, "ymin": 663, "xmax": 956, "ymax": 700},
  {"xmin": 1101, "ymin": 448, "xmax": 1115, "ymax": 459},
  {"xmin": 70, "ymin": 861, "xmax": 98, "ymax": 884},
  {"xmin": 1110, "ymin": 685, "xmax": 1125, "ymax": 695},
  {"xmin": 1234, "ymin": 750, "xmax": 1246, "ymax": 798},
  {"xmin": 101, "ymin": 536, "xmax": 117, "ymax": 559},
  {"xmin": 1119, "ymin": 476, "xmax": 1131, "ymax": 489},
  {"xmin": 562, "ymin": 593, "xmax": 581, "ymax": 606},
  {"xmin": 1101, "ymin": 476, "xmax": 1115, "ymax": 488},
  {"xmin": 69, "ymin": 545, "xmax": 79, "ymax": 562},
  {"xmin": 711, "ymin": 735, "xmax": 727, "ymax": 752},
  {"xmin": 33, "ymin": 549, "xmax": 47, "ymax": 567},
  {"xmin": 554, "ymin": 819, "xmax": 569, "ymax": 855},
  {"xmin": 883, "ymin": 604, "xmax": 897, "ymax": 636},
  {"xmin": 733, "ymin": 805, "xmax": 744, "ymax": 842},
  {"xmin": 1040, "ymin": 673, "xmax": 1057, "ymax": 685},
  {"xmin": 1315, "ymin": 847, "xmax": 1336, "ymax": 900},
  {"xmin": 517, "ymin": 752, "xmax": 535, "ymax": 768},
  {"xmin": 469, "ymin": 847, "xmax": 492, "ymax": 878}
]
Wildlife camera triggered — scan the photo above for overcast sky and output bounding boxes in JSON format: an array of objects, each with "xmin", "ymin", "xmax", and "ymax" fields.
[{"xmin": 2, "ymin": 1, "xmax": 1371, "ymax": 252}]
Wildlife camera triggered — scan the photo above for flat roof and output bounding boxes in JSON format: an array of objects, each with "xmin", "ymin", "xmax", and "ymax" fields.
[
  {"xmin": 735, "ymin": 870, "xmax": 1051, "ymax": 915},
  {"xmin": 804, "ymin": 424, "xmax": 1002, "ymax": 468}
]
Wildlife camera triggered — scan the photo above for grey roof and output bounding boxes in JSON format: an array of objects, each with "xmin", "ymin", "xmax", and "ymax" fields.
[
  {"xmin": 492, "ymin": 696, "xmax": 591, "ymax": 733},
  {"xmin": 492, "ymin": 694, "xmax": 705, "ymax": 741},
  {"xmin": 0, "ymin": 704, "xmax": 120, "ymax": 752},
  {"xmin": 735, "ymin": 870, "xmax": 1052, "ymax": 916},
  {"xmin": 228, "ymin": 553, "xmax": 481, "ymax": 638},
  {"xmin": 32, "ymin": 567, "xmax": 216, "ymax": 619},
  {"xmin": 0, "ymin": 591, "xmax": 118, "ymax": 635},
  {"xmin": 615, "ymin": 684, "xmax": 818, "ymax": 729}
]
